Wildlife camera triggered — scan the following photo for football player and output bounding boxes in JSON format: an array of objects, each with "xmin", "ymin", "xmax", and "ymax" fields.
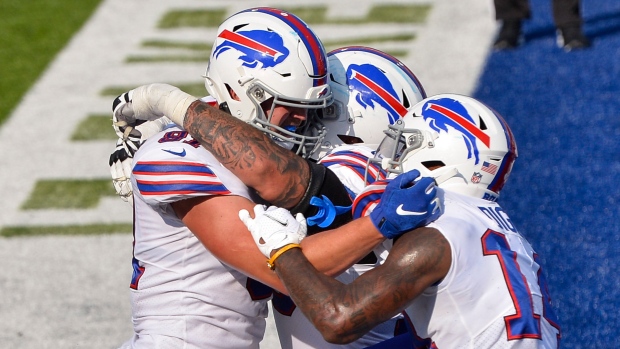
[
  {"xmin": 269, "ymin": 46, "xmax": 430, "ymax": 349},
  {"xmin": 110, "ymin": 8, "xmax": 440, "ymax": 349},
  {"xmin": 242, "ymin": 94, "xmax": 562, "ymax": 348}
]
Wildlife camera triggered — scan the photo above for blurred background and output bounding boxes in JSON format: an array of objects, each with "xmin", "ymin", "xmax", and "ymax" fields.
[{"xmin": 0, "ymin": 0, "xmax": 618, "ymax": 347}]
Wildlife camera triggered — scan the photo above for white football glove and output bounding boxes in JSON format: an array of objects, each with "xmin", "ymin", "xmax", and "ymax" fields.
[
  {"xmin": 113, "ymin": 90, "xmax": 173, "ymax": 142},
  {"xmin": 112, "ymin": 90, "xmax": 137, "ymax": 138},
  {"xmin": 109, "ymin": 139, "xmax": 135, "ymax": 204},
  {"xmin": 112, "ymin": 84, "xmax": 197, "ymax": 126},
  {"xmin": 239, "ymin": 205, "xmax": 307, "ymax": 257},
  {"xmin": 110, "ymin": 93, "xmax": 172, "ymax": 204}
]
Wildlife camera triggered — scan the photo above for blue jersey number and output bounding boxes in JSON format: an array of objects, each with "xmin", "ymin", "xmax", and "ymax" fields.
[{"xmin": 481, "ymin": 229, "xmax": 560, "ymax": 341}]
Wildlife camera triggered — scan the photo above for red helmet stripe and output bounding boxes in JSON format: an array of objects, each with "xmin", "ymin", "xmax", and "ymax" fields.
[
  {"xmin": 352, "ymin": 70, "xmax": 408, "ymax": 117},
  {"xmin": 429, "ymin": 103, "xmax": 491, "ymax": 147},
  {"xmin": 251, "ymin": 7, "xmax": 327, "ymax": 85},
  {"xmin": 218, "ymin": 29, "xmax": 280, "ymax": 57}
]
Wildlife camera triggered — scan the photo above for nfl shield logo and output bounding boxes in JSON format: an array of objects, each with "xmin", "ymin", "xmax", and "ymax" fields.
[{"xmin": 471, "ymin": 172, "xmax": 482, "ymax": 183}]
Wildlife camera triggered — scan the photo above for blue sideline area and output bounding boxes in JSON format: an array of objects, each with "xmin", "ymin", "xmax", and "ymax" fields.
[{"xmin": 473, "ymin": 0, "xmax": 620, "ymax": 346}]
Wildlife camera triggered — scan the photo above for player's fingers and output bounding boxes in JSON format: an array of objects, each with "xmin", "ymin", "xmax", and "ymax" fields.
[
  {"xmin": 112, "ymin": 93, "xmax": 125, "ymax": 113},
  {"xmin": 264, "ymin": 205, "xmax": 281, "ymax": 213},
  {"xmin": 399, "ymin": 169, "xmax": 421, "ymax": 189},
  {"xmin": 121, "ymin": 158, "xmax": 133, "ymax": 180},
  {"xmin": 120, "ymin": 180, "xmax": 132, "ymax": 198},
  {"xmin": 238, "ymin": 209, "xmax": 252, "ymax": 226},
  {"xmin": 252, "ymin": 204, "xmax": 267, "ymax": 217},
  {"xmin": 414, "ymin": 177, "xmax": 436, "ymax": 194},
  {"xmin": 294, "ymin": 213, "xmax": 306, "ymax": 225},
  {"xmin": 432, "ymin": 197, "xmax": 444, "ymax": 215},
  {"xmin": 109, "ymin": 151, "xmax": 118, "ymax": 167},
  {"xmin": 110, "ymin": 156, "xmax": 122, "ymax": 180}
]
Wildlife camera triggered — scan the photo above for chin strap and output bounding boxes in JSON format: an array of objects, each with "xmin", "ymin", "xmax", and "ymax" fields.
[
  {"xmin": 289, "ymin": 160, "xmax": 326, "ymax": 216},
  {"xmin": 433, "ymin": 168, "xmax": 460, "ymax": 185}
]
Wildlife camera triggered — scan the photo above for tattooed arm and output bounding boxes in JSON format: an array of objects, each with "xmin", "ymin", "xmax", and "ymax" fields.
[
  {"xmin": 272, "ymin": 227, "xmax": 452, "ymax": 344},
  {"xmin": 123, "ymin": 83, "xmax": 348, "ymax": 212},
  {"xmin": 123, "ymin": 84, "xmax": 311, "ymax": 208},
  {"xmin": 184, "ymin": 100, "xmax": 310, "ymax": 208}
]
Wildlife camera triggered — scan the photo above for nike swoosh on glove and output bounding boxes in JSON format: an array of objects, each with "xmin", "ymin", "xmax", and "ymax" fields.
[
  {"xmin": 239, "ymin": 205, "xmax": 307, "ymax": 257},
  {"xmin": 369, "ymin": 169, "xmax": 442, "ymax": 239}
]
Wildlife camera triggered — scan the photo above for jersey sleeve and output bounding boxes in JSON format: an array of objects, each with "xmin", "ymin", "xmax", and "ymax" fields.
[
  {"xmin": 351, "ymin": 179, "xmax": 389, "ymax": 219},
  {"xmin": 131, "ymin": 128, "xmax": 239, "ymax": 206},
  {"xmin": 318, "ymin": 145, "xmax": 387, "ymax": 198},
  {"xmin": 199, "ymin": 95, "xmax": 218, "ymax": 106}
]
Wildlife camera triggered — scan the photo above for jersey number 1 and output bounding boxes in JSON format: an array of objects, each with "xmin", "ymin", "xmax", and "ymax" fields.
[{"xmin": 482, "ymin": 229, "xmax": 560, "ymax": 341}]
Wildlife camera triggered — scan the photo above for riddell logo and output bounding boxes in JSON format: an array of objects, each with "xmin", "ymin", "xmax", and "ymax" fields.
[{"xmin": 214, "ymin": 29, "xmax": 289, "ymax": 69}]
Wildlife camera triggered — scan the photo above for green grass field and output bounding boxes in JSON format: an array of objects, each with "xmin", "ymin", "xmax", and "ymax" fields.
[
  {"xmin": 1, "ymin": 2, "xmax": 430, "ymax": 236},
  {"xmin": 0, "ymin": 0, "xmax": 103, "ymax": 126}
]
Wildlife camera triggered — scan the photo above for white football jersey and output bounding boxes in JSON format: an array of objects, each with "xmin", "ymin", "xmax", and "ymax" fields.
[
  {"xmin": 271, "ymin": 145, "xmax": 405, "ymax": 349},
  {"xmin": 125, "ymin": 109, "xmax": 270, "ymax": 349},
  {"xmin": 317, "ymin": 144, "xmax": 387, "ymax": 195},
  {"xmin": 352, "ymin": 186, "xmax": 561, "ymax": 349}
]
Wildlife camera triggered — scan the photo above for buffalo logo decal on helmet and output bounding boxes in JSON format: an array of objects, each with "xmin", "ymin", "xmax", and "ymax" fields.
[
  {"xmin": 421, "ymin": 98, "xmax": 491, "ymax": 164},
  {"xmin": 214, "ymin": 29, "xmax": 289, "ymax": 69},
  {"xmin": 347, "ymin": 63, "xmax": 408, "ymax": 124},
  {"xmin": 245, "ymin": 7, "xmax": 328, "ymax": 86}
]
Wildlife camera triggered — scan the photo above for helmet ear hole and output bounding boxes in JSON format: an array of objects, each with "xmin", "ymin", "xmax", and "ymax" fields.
[
  {"xmin": 225, "ymin": 84, "xmax": 239, "ymax": 101},
  {"xmin": 337, "ymin": 134, "xmax": 364, "ymax": 145},
  {"xmin": 422, "ymin": 160, "xmax": 445, "ymax": 171},
  {"xmin": 402, "ymin": 90, "xmax": 410, "ymax": 108},
  {"xmin": 479, "ymin": 115, "xmax": 487, "ymax": 130}
]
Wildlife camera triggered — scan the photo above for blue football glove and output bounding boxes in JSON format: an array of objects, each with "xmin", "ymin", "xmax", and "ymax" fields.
[{"xmin": 369, "ymin": 170, "xmax": 442, "ymax": 239}]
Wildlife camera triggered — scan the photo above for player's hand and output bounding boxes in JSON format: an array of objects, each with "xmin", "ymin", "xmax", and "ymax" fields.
[
  {"xmin": 113, "ymin": 84, "xmax": 197, "ymax": 125},
  {"xmin": 112, "ymin": 91, "xmax": 137, "ymax": 137},
  {"xmin": 110, "ymin": 97, "xmax": 171, "ymax": 205},
  {"xmin": 369, "ymin": 169, "xmax": 442, "ymax": 239},
  {"xmin": 109, "ymin": 139, "xmax": 137, "ymax": 204},
  {"xmin": 113, "ymin": 90, "xmax": 173, "ymax": 140},
  {"xmin": 112, "ymin": 88, "xmax": 161, "ymax": 124},
  {"xmin": 239, "ymin": 205, "xmax": 307, "ymax": 257}
]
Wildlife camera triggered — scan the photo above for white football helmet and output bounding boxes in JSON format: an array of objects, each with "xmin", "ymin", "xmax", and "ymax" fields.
[
  {"xmin": 374, "ymin": 94, "xmax": 518, "ymax": 201},
  {"xmin": 313, "ymin": 46, "xmax": 427, "ymax": 160},
  {"xmin": 204, "ymin": 7, "xmax": 332, "ymax": 158}
]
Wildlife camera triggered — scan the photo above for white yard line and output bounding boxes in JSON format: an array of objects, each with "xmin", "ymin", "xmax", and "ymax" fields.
[{"xmin": 0, "ymin": 0, "xmax": 496, "ymax": 347}]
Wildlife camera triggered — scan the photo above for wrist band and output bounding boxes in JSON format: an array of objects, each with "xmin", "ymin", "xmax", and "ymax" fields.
[{"xmin": 267, "ymin": 243, "xmax": 301, "ymax": 270}]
